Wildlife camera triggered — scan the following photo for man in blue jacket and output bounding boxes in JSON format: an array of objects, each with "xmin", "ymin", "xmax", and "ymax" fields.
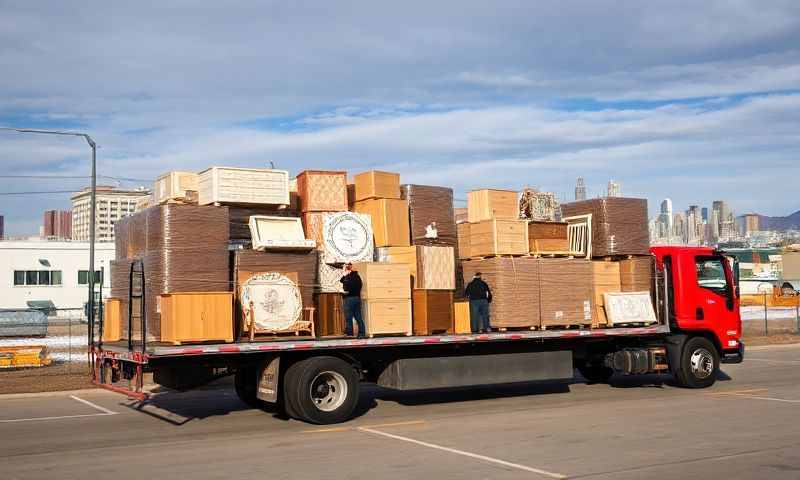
[{"xmin": 464, "ymin": 272, "xmax": 492, "ymax": 333}]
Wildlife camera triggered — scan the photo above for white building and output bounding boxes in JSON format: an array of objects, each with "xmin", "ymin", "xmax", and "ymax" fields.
[
  {"xmin": 71, "ymin": 186, "xmax": 149, "ymax": 242},
  {"xmin": 0, "ymin": 240, "xmax": 114, "ymax": 311}
]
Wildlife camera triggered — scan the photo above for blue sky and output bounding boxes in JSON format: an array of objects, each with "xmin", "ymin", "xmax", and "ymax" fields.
[{"xmin": 1, "ymin": 1, "xmax": 799, "ymax": 235}]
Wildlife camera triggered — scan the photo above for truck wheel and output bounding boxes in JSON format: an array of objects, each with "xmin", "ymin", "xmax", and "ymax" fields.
[
  {"xmin": 578, "ymin": 365, "xmax": 614, "ymax": 384},
  {"xmin": 676, "ymin": 337, "xmax": 719, "ymax": 388},
  {"xmin": 234, "ymin": 368, "xmax": 262, "ymax": 408},
  {"xmin": 283, "ymin": 356, "xmax": 359, "ymax": 424}
]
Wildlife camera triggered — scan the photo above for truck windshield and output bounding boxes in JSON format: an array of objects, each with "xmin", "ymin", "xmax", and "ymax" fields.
[{"xmin": 695, "ymin": 257, "xmax": 728, "ymax": 295}]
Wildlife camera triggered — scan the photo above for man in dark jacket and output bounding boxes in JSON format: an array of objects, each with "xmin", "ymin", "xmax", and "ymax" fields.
[
  {"xmin": 339, "ymin": 263, "xmax": 366, "ymax": 338},
  {"xmin": 464, "ymin": 272, "xmax": 492, "ymax": 333}
]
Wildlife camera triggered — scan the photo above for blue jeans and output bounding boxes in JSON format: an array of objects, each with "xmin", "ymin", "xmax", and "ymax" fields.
[
  {"xmin": 469, "ymin": 299, "xmax": 490, "ymax": 333},
  {"xmin": 343, "ymin": 296, "xmax": 365, "ymax": 337}
]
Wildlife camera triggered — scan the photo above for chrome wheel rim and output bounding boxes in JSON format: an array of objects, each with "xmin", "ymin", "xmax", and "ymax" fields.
[
  {"xmin": 310, "ymin": 371, "xmax": 347, "ymax": 412},
  {"xmin": 690, "ymin": 348, "xmax": 714, "ymax": 379}
]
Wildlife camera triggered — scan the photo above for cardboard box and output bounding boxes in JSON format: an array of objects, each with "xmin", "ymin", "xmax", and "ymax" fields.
[
  {"xmin": 412, "ymin": 290, "xmax": 454, "ymax": 335},
  {"xmin": 354, "ymin": 170, "xmax": 400, "ymax": 201},
  {"xmin": 620, "ymin": 256, "xmax": 654, "ymax": 292},
  {"xmin": 461, "ymin": 257, "xmax": 540, "ymax": 329},
  {"xmin": 159, "ymin": 292, "xmax": 234, "ymax": 345},
  {"xmin": 457, "ymin": 222, "xmax": 471, "ymax": 259},
  {"xmin": 351, "ymin": 262, "xmax": 411, "ymax": 299},
  {"xmin": 295, "ymin": 170, "xmax": 348, "ymax": 212},
  {"xmin": 353, "ymin": 198, "xmax": 410, "ymax": 247},
  {"xmin": 469, "ymin": 219, "xmax": 528, "ymax": 257},
  {"xmin": 591, "ymin": 261, "xmax": 621, "ymax": 327},
  {"xmin": 539, "ymin": 259, "xmax": 593, "ymax": 328},
  {"xmin": 467, "ymin": 189, "xmax": 518, "ymax": 223}
]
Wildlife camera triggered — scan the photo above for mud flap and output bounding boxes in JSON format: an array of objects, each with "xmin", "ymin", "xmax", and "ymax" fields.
[{"xmin": 257, "ymin": 356, "xmax": 280, "ymax": 403}]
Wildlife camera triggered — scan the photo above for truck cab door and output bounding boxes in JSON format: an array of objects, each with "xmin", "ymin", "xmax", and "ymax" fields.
[{"xmin": 690, "ymin": 255, "xmax": 740, "ymax": 350}]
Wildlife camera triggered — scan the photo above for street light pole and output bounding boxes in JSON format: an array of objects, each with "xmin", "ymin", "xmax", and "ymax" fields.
[{"xmin": 0, "ymin": 127, "xmax": 98, "ymax": 350}]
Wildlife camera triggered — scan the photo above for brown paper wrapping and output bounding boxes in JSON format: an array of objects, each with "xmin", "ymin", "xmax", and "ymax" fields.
[
  {"xmin": 560, "ymin": 197, "xmax": 649, "ymax": 257},
  {"xmin": 400, "ymin": 184, "xmax": 457, "ymax": 248},
  {"xmin": 461, "ymin": 257, "xmax": 540, "ymax": 329}
]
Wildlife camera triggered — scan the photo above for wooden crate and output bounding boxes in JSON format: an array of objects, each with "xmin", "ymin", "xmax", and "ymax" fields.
[
  {"xmin": 102, "ymin": 298, "xmax": 122, "ymax": 342},
  {"xmin": 159, "ymin": 292, "xmax": 234, "ymax": 345},
  {"xmin": 469, "ymin": 219, "xmax": 528, "ymax": 257},
  {"xmin": 314, "ymin": 292, "xmax": 345, "ymax": 337},
  {"xmin": 467, "ymin": 189, "xmax": 518, "ymax": 223},
  {"xmin": 362, "ymin": 299, "xmax": 412, "ymax": 337},
  {"xmin": 453, "ymin": 301, "xmax": 471, "ymax": 334},
  {"xmin": 197, "ymin": 167, "xmax": 289, "ymax": 206},
  {"xmin": 351, "ymin": 262, "xmax": 411, "ymax": 299},
  {"xmin": 353, "ymin": 198, "xmax": 410, "ymax": 247},
  {"xmin": 457, "ymin": 223, "xmax": 471, "ymax": 259},
  {"xmin": 295, "ymin": 170, "xmax": 348, "ymax": 212},
  {"xmin": 412, "ymin": 290, "xmax": 454, "ymax": 335},
  {"xmin": 354, "ymin": 170, "xmax": 400, "ymax": 201},
  {"xmin": 528, "ymin": 221, "xmax": 569, "ymax": 254},
  {"xmin": 591, "ymin": 261, "xmax": 621, "ymax": 327},
  {"xmin": 154, "ymin": 171, "xmax": 199, "ymax": 204},
  {"xmin": 377, "ymin": 245, "xmax": 455, "ymax": 290}
]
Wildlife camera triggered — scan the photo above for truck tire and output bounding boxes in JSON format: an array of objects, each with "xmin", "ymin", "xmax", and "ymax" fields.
[
  {"xmin": 234, "ymin": 368, "xmax": 262, "ymax": 408},
  {"xmin": 282, "ymin": 356, "xmax": 359, "ymax": 424},
  {"xmin": 675, "ymin": 337, "xmax": 719, "ymax": 388},
  {"xmin": 577, "ymin": 365, "xmax": 614, "ymax": 384}
]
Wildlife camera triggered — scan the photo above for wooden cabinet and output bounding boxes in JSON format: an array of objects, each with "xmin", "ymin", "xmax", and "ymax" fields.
[
  {"xmin": 362, "ymin": 299, "xmax": 412, "ymax": 336},
  {"xmin": 295, "ymin": 170, "xmax": 348, "ymax": 212},
  {"xmin": 154, "ymin": 171, "xmax": 199, "ymax": 204},
  {"xmin": 412, "ymin": 290, "xmax": 454, "ymax": 335},
  {"xmin": 159, "ymin": 292, "xmax": 234, "ymax": 345},
  {"xmin": 351, "ymin": 262, "xmax": 411, "ymax": 299},
  {"xmin": 314, "ymin": 293, "xmax": 345, "ymax": 337},
  {"xmin": 469, "ymin": 219, "xmax": 528, "ymax": 257},
  {"xmin": 197, "ymin": 167, "xmax": 289, "ymax": 206},
  {"xmin": 353, "ymin": 198, "xmax": 410, "ymax": 247},
  {"xmin": 467, "ymin": 189, "xmax": 518, "ymax": 223},
  {"xmin": 354, "ymin": 170, "xmax": 400, "ymax": 201},
  {"xmin": 102, "ymin": 298, "xmax": 122, "ymax": 342}
]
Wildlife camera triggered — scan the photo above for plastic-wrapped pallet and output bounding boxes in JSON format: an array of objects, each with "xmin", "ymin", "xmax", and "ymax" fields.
[
  {"xmin": 560, "ymin": 197, "xmax": 649, "ymax": 257},
  {"xmin": 113, "ymin": 204, "xmax": 230, "ymax": 341},
  {"xmin": 400, "ymin": 184, "xmax": 457, "ymax": 248},
  {"xmin": 461, "ymin": 257, "xmax": 540, "ymax": 329},
  {"xmin": 538, "ymin": 258, "xmax": 593, "ymax": 329}
]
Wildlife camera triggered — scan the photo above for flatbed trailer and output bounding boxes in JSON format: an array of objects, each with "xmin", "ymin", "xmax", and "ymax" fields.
[{"xmin": 93, "ymin": 246, "xmax": 745, "ymax": 424}]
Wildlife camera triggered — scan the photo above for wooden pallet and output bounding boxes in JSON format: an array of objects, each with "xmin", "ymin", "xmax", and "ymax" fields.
[
  {"xmin": 609, "ymin": 322, "xmax": 656, "ymax": 328},
  {"xmin": 367, "ymin": 331, "xmax": 413, "ymax": 338},
  {"xmin": 168, "ymin": 338, "xmax": 234, "ymax": 346},
  {"xmin": 466, "ymin": 253, "xmax": 533, "ymax": 261},
  {"xmin": 492, "ymin": 325, "xmax": 539, "ymax": 332},
  {"xmin": 529, "ymin": 251, "xmax": 575, "ymax": 258},
  {"xmin": 539, "ymin": 323, "xmax": 591, "ymax": 331},
  {"xmin": 596, "ymin": 255, "xmax": 639, "ymax": 262}
]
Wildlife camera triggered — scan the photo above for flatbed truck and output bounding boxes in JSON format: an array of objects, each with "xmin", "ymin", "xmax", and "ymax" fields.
[{"xmin": 93, "ymin": 246, "xmax": 744, "ymax": 424}]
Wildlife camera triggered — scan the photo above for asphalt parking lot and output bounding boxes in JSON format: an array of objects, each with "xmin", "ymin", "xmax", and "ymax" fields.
[{"xmin": 1, "ymin": 343, "xmax": 799, "ymax": 480}]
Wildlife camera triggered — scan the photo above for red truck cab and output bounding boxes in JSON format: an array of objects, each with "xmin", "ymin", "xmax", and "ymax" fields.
[{"xmin": 651, "ymin": 246, "xmax": 744, "ymax": 387}]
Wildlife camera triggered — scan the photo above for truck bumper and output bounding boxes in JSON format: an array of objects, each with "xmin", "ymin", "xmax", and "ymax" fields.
[{"xmin": 721, "ymin": 341, "xmax": 745, "ymax": 364}]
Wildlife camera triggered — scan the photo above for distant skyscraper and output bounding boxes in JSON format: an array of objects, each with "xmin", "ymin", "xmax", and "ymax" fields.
[
  {"xmin": 742, "ymin": 214, "xmax": 760, "ymax": 234},
  {"xmin": 659, "ymin": 199, "xmax": 673, "ymax": 240},
  {"xmin": 701, "ymin": 207, "xmax": 709, "ymax": 223},
  {"xmin": 607, "ymin": 179, "xmax": 621, "ymax": 197},
  {"xmin": 43, "ymin": 210, "xmax": 72, "ymax": 240},
  {"xmin": 0, "ymin": 215, "xmax": 4, "ymax": 240},
  {"xmin": 574, "ymin": 177, "xmax": 587, "ymax": 201}
]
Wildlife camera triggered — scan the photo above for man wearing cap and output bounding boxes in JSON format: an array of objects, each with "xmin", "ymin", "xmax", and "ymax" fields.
[
  {"xmin": 464, "ymin": 272, "xmax": 492, "ymax": 333},
  {"xmin": 339, "ymin": 263, "xmax": 366, "ymax": 338}
]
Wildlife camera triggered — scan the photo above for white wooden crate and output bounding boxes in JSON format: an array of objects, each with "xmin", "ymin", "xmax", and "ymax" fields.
[{"xmin": 198, "ymin": 167, "xmax": 290, "ymax": 206}]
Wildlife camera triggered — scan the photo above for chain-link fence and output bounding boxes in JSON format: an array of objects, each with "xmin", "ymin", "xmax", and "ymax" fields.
[{"xmin": 0, "ymin": 308, "xmax": 93, "ymax": 394}]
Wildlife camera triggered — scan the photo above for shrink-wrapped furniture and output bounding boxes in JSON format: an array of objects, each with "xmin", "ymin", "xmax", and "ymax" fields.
[
  {"xmin": 560, "ymin": 197, "xmax": 649, "ymax": 257},
  {"xmin": 591, "ymin": 261, "xmax": 621, "ymax": 327},
  {"xmin": 539, "ymin": 259, "xmax": 593, "ymax": 329},
  {"xmin": 400, "ymin": 184, "xmax": 457, "ymax": 247},
  {"xmin": 528, "ymin": 221, "xmax": 569, "ymax": 254},
  {"xmin": 376, "ymin": 246, "xmax": 455, "ymax": 290},
  {"xmin": 468, "ymin": 219, "xmax": 528, "ymax": 257},
  {"xmin": 198, "ymin": 167, "xmax": 290, "ymax": 206},
  {"xmin": 353, "ymin": 198, "xmax": 410, "ymax": 247},
  {"xmin": 412, "ymin": 290, "xmax": 454, "ymax": 335},
  {"xmin": 467, "ymin": 189, "xmax": 518, "ymax": 223},
  {"xmin": 113, "ymin": 205, "xmax": 230, "ymax": 342},
  {"xmin": 354, "ymin": 170, "xmax": 400, "ymax": 201},
  {"xmin": 159, "ymin": 292, "xmax": 234, "ymax": 345},
  {"xmin": 295, "ymin": 170, "xmax": 348, "ymax": 212},
  {"xmin": 154, "ymin": 171, "xmax": 199, "ymax": 204},
  {"xmin": 461, "ymin": 257, "xmax": 540, "ymax": 329}
]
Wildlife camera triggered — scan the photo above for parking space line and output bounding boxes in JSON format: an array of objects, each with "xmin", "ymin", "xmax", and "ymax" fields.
[
  {"xmin": 70, "ymin": 395, "xmax": 118, "ymax": 415},
  {"xmin": 745, "ymin": 358, "xmax": 800, "ymax": 365},
  {"xmin": 358, "ymin": 426, "xmax": 568, "ymax": 479},
  {"xmin": 303, "ymin": 419, "xmax": 426, "ymax": 434}
]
